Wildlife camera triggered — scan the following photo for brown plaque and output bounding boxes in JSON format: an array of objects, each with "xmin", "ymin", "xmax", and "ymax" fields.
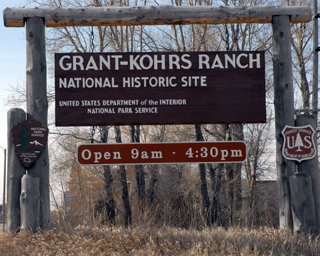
[
  {"xmin": 11, "ymin": 120, "xmax": 48, "ymax": 168},
  {"xmin": 77, "ymin": 141, "xmax": 246, "ymax": 165},
  {"xmin": 55, "ymin": 51, "xmax": 266, "ymax": 126}
]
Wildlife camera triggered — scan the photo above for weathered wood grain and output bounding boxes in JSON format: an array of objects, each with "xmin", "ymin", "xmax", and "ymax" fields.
[
  {"xmin": 272, "ymin": 15, "xmax": 296, "ymax": 230},
  {"xmin": 3, "ymin": 6, "xmax": 312, "ymax": 28},
  {"xmin": 20, "ymin": 174, "xmax": 40, "ymax": 233},
  {"xmin": 296, "ymin": 114, "xmax": 320, "ymax": 235},
  {"xmin": 7, "ymin": 108, "xmax": 26, "ymax": 234},
  {"xmin": 289, "ymin": 172, "xmax": 317, "ymax": 234},
  {"xmin": 26, "ymin": 17, "xmax": 51, "ymax": 230}
]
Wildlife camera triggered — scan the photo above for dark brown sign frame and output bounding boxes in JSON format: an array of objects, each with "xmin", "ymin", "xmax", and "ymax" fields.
[{"xmin": 55, "ymin": 51, "xmax": 266, "ymax": 126}]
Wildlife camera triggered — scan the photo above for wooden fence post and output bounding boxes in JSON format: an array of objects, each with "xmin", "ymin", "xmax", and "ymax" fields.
[
  {"xmin": 7, "ymin": 108, "xmax": 26, "ymax": 233},
  {"xmin": 26, "ymin": 17, "xmax": 51, "ymax": 230},
  {"xmin": 20, "ymin": 174, "xmax": 40, "ymax": 232},
  {"xmin": 289, "ymin": 172, "xmax": 317, "ymax": 234},
  {"xmin": 296, "ymin": 114, "xmax": 320, "ymax": 234},
  {"xmin": 272, "ymin": 15, "xmax": 296, "ymax": 230}
]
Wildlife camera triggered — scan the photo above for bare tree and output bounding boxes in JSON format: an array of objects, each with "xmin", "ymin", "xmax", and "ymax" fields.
[
  {"xmin": 243, "ymin": 119, "xmax": 273, "ymax": 226},
  {"xmin": 100, "ymin": 126, "xmax": 115, "ymax": 225},
  {"xmin": 114, "ymin": 125, "xmax": 132, "ymax": 227}
]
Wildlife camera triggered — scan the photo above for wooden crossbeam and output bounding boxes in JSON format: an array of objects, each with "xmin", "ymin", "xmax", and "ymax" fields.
[{"xmin": 3, "ymin": 5, "xmax": 312, "ymax": 28}]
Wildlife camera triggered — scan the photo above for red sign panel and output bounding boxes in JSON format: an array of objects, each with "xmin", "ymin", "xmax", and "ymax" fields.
[
  {"xmin": 55, "ymin": 51, "xmax": 265, "ymax": 126},
  {"xmin": 77, "ymin": 142, "xmax": 246, "ymax": 165},
  {"xmin": 11, "ymin": 120, "xmax": 48, "ymax": 168},
  {"xmin": 282, "ymin": 125, "xmax": 316, "ymax": 162}
]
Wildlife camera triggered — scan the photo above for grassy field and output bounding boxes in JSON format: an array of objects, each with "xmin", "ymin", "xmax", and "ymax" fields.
[{"xmin": 0, "ymin": 226, "xmax": 319, "ymax": 255}]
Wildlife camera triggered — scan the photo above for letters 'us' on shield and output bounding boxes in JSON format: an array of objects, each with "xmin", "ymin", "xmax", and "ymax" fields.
[{"xmin": 281, "ymin": 124, "xmax": 316, "ymax": 162}]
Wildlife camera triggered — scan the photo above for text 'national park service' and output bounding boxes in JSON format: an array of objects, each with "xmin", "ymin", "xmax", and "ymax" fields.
[{"xmin": 55, "ymin": 51, "xmax": 266, "ymax": 126}]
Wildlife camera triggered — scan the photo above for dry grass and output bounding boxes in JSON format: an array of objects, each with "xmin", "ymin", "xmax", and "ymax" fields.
[{"xmin": 0, "ymin": 226, "xmax": 319, "ymax": 256}]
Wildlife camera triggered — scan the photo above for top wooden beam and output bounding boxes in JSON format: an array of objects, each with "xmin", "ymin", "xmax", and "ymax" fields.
[{"xmin": 3, "ymin": 5, "xmax": 312, "ymax": 28}]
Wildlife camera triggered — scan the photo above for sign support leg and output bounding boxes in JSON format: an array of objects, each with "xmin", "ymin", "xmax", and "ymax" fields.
[
  {"xmin": 6, "ymin": 108, "xmax": 26, "ymax": 233},
  {"xmin": 26, "ymin": 17, "xmax": 51, "ymax": 230},
  {"xmin": 272, "ymin": 15, "xmax": 296, "ymax": 230},
  {"xmin": 296, "ymin": 114, "xmax": 320, "ymax": 235},
  {"xmin": 20, "ymin": 174, "xmax": 40, "ymax": 232},
  {"xmin": 289, "ymin": 172, "xmax": 317, "ymax": 234}
]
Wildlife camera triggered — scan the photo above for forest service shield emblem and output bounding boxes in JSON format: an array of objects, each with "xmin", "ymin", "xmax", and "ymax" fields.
[{"xmin": 281, "ymin": 125, "xmax": 316, "ymax": 162}]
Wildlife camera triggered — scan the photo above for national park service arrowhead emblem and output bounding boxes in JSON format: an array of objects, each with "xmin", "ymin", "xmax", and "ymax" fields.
[
  {"xmin": 281, "ymin": 124, "xmax": 316, "ymax": 162},
  {"xmin": 11, "ymin": 120, "xmax": 48, "ymax": 168}
]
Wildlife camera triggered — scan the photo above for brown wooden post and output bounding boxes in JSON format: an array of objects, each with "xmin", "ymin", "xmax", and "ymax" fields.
[
  {"xmin": 26, "ymin": 17, "xmax": 51, "ymax": 230},
  {"xmin": 296, "ymin": 114, "xmax": 320, "ymax": 234},
  {"xmin": 289, "ymin": 172, "xmax": 317, "ymax": 234},
  {"xmin": 7, "ymin": 108, "xmax": 26, "ymax": 233},
  {"xmin": 272, "ymin": 15, "xmax": 296, "ymax": 230}
]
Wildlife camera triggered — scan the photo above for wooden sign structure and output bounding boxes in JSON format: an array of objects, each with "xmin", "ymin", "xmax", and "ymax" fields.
[
  {"xmin": 3, "ymin": 5, "xmax": 318, "ymax": 234},
  {"xmin": 55, "ymin": 51, "xmax": 265, "ymax": 126},
  {"xmin": 3, "ymin": 6, "xmax": 311, "ymax": 27}
]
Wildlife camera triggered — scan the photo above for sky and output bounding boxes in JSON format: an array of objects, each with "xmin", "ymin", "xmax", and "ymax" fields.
[{"xmin": 1, "ymin": 0, "xmax": 27, "ymax": 204}]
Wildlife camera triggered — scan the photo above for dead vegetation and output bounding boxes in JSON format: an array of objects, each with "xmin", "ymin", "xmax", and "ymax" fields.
[{"xmin": 0, "ymin": 226, "xmax": 319, "ymax": 255}]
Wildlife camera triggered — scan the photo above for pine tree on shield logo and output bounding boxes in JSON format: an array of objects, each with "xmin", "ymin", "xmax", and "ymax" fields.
[{"xmin": 281, "ymin": 124, "xmax": 316, "ymax": 162}]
